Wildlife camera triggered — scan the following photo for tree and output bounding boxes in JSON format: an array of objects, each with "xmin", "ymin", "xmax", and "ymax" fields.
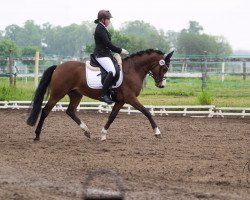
[
  {"xmin": 0, "ymin": 30, "xmax": 4, "ymax": 39},
  {"xmin": 22, "ymin": 20, "xmax": 42, "ymax": 47},
  {"xmin": 176, "ymin": 21, "xmax": 232, "ymax": 56},
  {"xmin": 108, "ymin": 28, "xmax": 134, "ymax": 51},
  {"xmin": 0, "ymin": 39, "xmax": 19, "ymax": 56},
  {"xmin": 213, "ymin": 36, "xmax": 232, "ymax": 55},
  {"xmin": 0, "ymin": 39, "xmax": 19, "ymax": 71},
  {"xmin": 21, "ymin": 46, "xmax": 38, "ymax": 66},
  {"xmin": 185, "ymin": 21, "xmax": 204, "ymax": 34},
  {"xmin": 1, "ymin": 20, "xmax": 232, "ymax": 57},
  {"xmin": 166, "ymin": 30, "xmax": 179, "ymax": 48},
  {"xmin": 43, "ymin": 21, "xmax": 94, "ymax": 56},
  {"xmin": 5, "ymin": 21, "xmax": 42, "ymax": 48},
  {"xmin": 4, "ymin": 24, "xmax": 22, "ymax": 42},
  {"xmin": 120, "ymin": 20, "xmax": 170, "ymax": 53}
]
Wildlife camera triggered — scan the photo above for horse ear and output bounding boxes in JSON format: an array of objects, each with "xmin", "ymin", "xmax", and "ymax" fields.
[{"xmin": 164, "ymin": 50, "xmax": 174, "ymax": 60}]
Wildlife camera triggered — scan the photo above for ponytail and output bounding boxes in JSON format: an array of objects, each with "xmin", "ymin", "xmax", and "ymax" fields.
[{"xmin": 94, "ymin": 19, "xmax": 99, "ymax": 24}]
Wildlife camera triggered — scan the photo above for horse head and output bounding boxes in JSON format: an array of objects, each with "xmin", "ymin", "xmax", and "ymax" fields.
[{"xmin": 149, "ymin": 50, "xmax": 174, "ymax": 88}]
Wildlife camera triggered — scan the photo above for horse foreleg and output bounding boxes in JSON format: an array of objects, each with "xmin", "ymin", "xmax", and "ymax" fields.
[
  {"xmin": 66, "ymin": 90, "xmax": 90, "ymax": 138},
  {"xmin": 129, "ymin": 98, "xmax": 161, "ymax": 138},
  {"xmin": 101, "ymin": 101, "xmax": 125, "ymax": 141}
]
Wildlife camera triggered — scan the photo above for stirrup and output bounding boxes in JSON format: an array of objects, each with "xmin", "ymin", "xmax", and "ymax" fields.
[{"xmin": 99, "ymin": 95, "xmax": 114, "ymax": 105}]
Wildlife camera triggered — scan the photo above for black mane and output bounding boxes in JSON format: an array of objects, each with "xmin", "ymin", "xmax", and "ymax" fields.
[{"xmin": 123, "ymin": 49, "xmax": 164, "ymax": 61}]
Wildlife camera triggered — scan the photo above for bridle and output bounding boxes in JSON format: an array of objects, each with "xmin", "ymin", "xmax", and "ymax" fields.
[{"xmin": 148, "ymin": 58, "xmax": 170, "ymax": 84}]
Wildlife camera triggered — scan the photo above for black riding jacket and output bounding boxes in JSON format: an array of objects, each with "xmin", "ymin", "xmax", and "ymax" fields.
[{"xmin": 93, "ymin": 23, "xmax": 122, "ymax": 58}]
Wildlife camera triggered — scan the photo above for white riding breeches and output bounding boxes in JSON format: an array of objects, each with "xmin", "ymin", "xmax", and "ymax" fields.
[{"xmin": 95, "ymin": 57, "xmax": 116, "ymax": 76}]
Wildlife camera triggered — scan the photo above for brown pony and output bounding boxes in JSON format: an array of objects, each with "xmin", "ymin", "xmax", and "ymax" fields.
[{"xmin": 27, "ymin": 49, "xmax": 174, "ymax": 141}]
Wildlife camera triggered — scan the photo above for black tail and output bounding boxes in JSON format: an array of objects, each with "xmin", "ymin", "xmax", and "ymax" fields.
[{"xmin": 27, "ymin": 65, "xmax": 57, "ymax": 126}]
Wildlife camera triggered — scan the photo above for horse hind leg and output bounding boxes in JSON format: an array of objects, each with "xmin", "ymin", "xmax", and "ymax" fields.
[
  {"xmin": 34, "ymin": 97, "xmax": 59, "ymax": 141},
  {"xmin": 66, "ymin": 90, "xmax": 90, "ymax": 138}
]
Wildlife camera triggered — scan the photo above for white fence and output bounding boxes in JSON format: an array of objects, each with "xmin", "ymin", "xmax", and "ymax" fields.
[{"xmin": 0, "ymin": 101, "xmax": 250, "ymax": 118}]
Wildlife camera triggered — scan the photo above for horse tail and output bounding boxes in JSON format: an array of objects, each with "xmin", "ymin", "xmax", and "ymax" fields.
[{"xmin": 27, "ymin": 65, "xmax": 57, "ymax": 126}]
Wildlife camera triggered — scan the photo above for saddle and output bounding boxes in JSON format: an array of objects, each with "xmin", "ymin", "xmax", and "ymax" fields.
[
  {"xmin": 85, "ymin": 53, "xmax": 123, "ymax": 94},
  {"xmin": 86, "ymin": 53, "xmax": 122, "ymax": 84}
]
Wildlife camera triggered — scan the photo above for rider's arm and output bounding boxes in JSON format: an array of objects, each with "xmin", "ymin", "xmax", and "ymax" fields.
[{"xmin": 96, "ymin": 25, "xmax": 122, "ymax": 54}]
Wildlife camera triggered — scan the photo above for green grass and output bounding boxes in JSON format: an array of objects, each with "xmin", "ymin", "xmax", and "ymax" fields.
[
  {"xmin": 138, "ymin": 95, "xmax": 250, "ymax": 107},
  {"xmin": 0, "ymin": 76, "xmax": 250, "ymax": 107},
  {"xmin": 197, "ymin": 91, "xmax": 213, "ymax": 105},
  {"xmin": 0, "ymin": 78, "xmax": 34, "ymax": 101}
]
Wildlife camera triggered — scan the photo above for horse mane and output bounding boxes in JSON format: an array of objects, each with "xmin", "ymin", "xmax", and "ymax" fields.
[{"xmin": 123, "ymin": 49, "xmax": 164, "ymax": 61}]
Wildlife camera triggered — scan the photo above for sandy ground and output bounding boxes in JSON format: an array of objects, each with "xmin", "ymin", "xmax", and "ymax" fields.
[{"xmin": 0, "ymin": 109, "xmax": 249, "ymax": 200}]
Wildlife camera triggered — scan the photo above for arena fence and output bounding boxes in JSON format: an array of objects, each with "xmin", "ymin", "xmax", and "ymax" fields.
[{"xmin": 0, "ymin": 101, "xmax": 249, "ymax": 118}]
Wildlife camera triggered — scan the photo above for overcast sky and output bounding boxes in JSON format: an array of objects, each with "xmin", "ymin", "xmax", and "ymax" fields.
[{"xmin": 1, "ymin": 0, "xmax": 249, "ymax": 50}]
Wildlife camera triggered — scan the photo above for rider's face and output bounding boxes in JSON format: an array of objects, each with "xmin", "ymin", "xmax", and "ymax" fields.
[{"xmin": 102, "ymin": 19, "xmax": 111, "ymax": 27}]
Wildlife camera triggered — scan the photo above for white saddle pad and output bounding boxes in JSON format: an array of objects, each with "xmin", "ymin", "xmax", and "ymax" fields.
[{"xmin": 86, "ymin": 61, "xmax": 123, "ymax": 89}]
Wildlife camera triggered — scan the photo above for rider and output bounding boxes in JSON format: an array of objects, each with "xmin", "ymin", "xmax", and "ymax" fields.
[{"xmin": 93, "ymin": 10, "xmax": 129, "ymax": 104}]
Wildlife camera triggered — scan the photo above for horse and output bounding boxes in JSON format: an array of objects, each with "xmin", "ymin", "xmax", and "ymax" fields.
[{"xmin": 27, "ymin": 49, "xmax": 174, "ymax": 141}]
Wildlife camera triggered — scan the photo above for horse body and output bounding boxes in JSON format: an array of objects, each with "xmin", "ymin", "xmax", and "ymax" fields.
[{"xmin": 27, "ymin": 49, "xmax": 174, "ymax": 141}]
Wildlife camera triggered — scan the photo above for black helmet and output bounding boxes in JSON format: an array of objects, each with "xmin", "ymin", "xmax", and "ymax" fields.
[{"xmin": 97, "ymin": 10, "xmax": 112, "ymax": 20}]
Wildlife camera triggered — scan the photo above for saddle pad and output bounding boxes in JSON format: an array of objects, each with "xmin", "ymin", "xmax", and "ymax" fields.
[{"xmin": 86, "ymin": 62, "xmax": 123, "ymax": 89}]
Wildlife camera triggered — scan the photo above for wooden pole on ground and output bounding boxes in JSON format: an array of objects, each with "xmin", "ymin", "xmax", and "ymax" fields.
[{"xmin": 34, "ymin": 50, "xmax": 39, "ymax": 88}]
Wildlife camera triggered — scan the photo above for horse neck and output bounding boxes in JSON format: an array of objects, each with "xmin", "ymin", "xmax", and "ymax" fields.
[{"xmin": 124, "ymin": 54, "xmax": 158, "ymax": 79}]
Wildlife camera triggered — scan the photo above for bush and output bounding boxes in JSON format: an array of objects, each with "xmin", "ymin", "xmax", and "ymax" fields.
[
  {"xmin": 197, "ymin": 91, "xmax": 213, "ymax": 105},
  {"xmin": 0, "ymin": 84, "xmax": 33, "ymax": 101},
  {"xmin": 0, "ymin": 86, "xmax": 9, "ymax": 100}
]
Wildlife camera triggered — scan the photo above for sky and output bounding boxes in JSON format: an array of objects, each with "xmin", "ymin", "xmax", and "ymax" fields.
[{"xmin": 1, "ymin": 0, "xmax": 250, "ymax": 50}]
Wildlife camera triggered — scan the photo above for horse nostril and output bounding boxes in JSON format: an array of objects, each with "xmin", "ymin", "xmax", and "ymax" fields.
[{"xmin": 159, "ymin": 84, "xmax": 164, "ymax": 88}]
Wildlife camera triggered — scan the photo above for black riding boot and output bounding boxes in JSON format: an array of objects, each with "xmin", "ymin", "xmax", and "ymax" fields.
[{"xmin": 99, "ymin": 72, "xmax": 114, "ymax": 104}]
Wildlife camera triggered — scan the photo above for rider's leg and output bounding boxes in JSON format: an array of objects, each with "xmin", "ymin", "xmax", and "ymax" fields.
[
  {"xmin": 95, "ymin": 57, "xmax": 116, "ymax": 76},
  {"xmin": 95, "ymin": 57, "xmax": 115, "ymax": 104},
  {"xmin": 99, "ymin": 71, "xmax": 114, "ymax": 104}
]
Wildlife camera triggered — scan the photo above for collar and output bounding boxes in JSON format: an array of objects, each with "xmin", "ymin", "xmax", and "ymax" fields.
[{"xmin": 99, "ymin": 22, "xmax": 107, "ymax": 29}]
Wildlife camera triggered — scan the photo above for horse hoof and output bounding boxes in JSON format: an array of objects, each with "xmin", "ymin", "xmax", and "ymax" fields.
[
  {"xmin": 84, "ymin": 131, "xmax": 91, "ymax": 138},
  {"xmin": 33, "ymin": 138, "xmax": 40, "ymax": 142},
  {"xmin": 100, "ymin": 135, "xmax": 107, "ymax": 141},
  {"xmin": 154, "ymin": 127, "xmax": 161, "ymax": 139},
  {"xmin": 155, "ymin": 134, "xmax": 162, "ymax": 139}
]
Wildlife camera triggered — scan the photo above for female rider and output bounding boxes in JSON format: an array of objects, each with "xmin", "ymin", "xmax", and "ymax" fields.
[{"xmin": 93, "ymin": 10, "xmax": 129, "ymax": 104}]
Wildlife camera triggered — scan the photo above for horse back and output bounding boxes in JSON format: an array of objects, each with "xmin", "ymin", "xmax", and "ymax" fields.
[{"xmin": 50, "ymin": 61, "xmax": 86, "ymax": 91}]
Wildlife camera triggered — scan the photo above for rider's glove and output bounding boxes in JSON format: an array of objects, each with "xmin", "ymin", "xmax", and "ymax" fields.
[{"xmin": 121, "ymin": 49, "xmax": 129, "ymax": 55}]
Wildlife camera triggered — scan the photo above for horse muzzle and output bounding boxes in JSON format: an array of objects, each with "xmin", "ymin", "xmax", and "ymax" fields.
[{"xmin": 156, "ymin": 80, "xmax": 166, "ymax": 88}]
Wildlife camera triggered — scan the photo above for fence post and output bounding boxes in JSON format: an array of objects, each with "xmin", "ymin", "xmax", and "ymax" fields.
[
  {"xmin": 34, "ymin": 50, "xmax": 39, "ymax": 88},
  {"xmin": 243, "ymin": 62, "xmax": 247, "ymax": 80},
  {"xmin": 8, "ymin": 49, "xmax": 14, "ymax": 85},
  {"xmin": 202, "ymin": 58, "xmax": 207, "ymax": 91},
  {"xmin": 182, "ymin": 61, "xmax": 187, "ymax": 72},
  {"xmin": 142, "ymin": 75, "xmax": 148, "ymax": 90},
  {"xmin": 221, "ymin": 62, "xmax": 225, "ymax": 82},
  {"xmin": 25, "ymin": 65, "xmax": 28, "ymax": 84},
  {"xmin": 80, "ymin": 49, "xmax": 84, "ymax": 62}
]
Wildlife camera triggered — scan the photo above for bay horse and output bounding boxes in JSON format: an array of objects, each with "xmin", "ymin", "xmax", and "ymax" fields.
[{"xmin": 27, "ymin": 49, "xmax": 174, "ymax": 141}]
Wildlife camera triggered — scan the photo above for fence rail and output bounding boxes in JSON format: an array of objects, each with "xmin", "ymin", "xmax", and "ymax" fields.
[{"xmin": 0, "ymin": 101, "xmax": 249, "ymax": 118}]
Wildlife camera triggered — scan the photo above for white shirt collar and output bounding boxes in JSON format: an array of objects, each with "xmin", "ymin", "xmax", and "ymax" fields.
[{"xmin": 99, "ymin": 22, "xmax": 107, "ymax": 29}]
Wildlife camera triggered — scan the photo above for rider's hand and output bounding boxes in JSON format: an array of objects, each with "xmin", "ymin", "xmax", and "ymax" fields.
[{"xmin": 121, "ymin": 49, "xmax": 129, "ymax": 55}]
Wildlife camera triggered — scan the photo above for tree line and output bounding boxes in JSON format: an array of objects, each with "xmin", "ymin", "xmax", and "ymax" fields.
[{"xmin": 0, "ymin": 20, "xmax": 232, "ymax": 59}]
